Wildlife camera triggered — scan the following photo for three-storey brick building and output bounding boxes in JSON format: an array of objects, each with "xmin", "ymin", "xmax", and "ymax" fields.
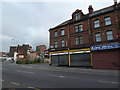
[{"xmin": 49, "ymin": 2, "xmax": 120, "ymax": 69}]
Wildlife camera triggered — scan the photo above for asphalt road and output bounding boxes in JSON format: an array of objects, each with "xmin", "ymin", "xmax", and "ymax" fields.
[{"xmin": 1, "ymin": 63, "xmax": 120, "ymax": 89}]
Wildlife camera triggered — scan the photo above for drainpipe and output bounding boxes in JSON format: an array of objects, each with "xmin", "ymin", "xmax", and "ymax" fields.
[
  {"xmin": 88, "ymin": 15, "xmax": 93, "ymax": 67},
  {"xmin": 67, "ymin": 22, "xmax": 70, "ymax": 67},
  {"xmin": 114, "ymin": 1, "xmax": 120, "ymax": 42}
]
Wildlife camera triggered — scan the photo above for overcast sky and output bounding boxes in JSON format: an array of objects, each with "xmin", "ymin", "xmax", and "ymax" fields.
[{"xmin": 0, "ymin": 0, "xmax": 120, "ymax": 52}]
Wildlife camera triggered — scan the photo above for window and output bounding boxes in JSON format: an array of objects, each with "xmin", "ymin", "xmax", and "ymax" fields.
[
  {"xmin": 94, "ymin": 19, "xmax": 100, "ymax": 28},
  {"xmin": 75, "ymin": 24, "xmax": 83, "ymax": 32},
  {"xmin": 75, "ymin": 37, "xmax": 79, "ymax": 45},
  {"xmin": 106, "ymin": 30, "xmax": 113, "ymax": 40},
  {"xmin": 75, "ymin": 36, "xmax": 83, "ymax": 45},
  {"xmin": 95, "ymin": 33, "xmax": 101, "ymax": 42},
  {"xmin": 61, "ymin": 40, "xmax": 65, "ymax": 47},
  {"xmin": 61, "ymin": 29, "xmax": 65, "ymax": 36},
  {"xmin": 105, "ymin": 17, "xmax": 111, "ymax": 26},
  {"xmin": 54, "ymin": 41, "xmax": 58, "ymax": 48},
  {"xmin": 54, "ymin": 31, "xmax": 58, "ymax": 37},
  {"xmin": 75, "ymin": 13, "xmax": 80, "ymax": 20}
]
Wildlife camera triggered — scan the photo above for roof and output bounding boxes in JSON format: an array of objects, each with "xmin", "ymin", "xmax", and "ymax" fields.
[{"xmin": 49, "ymin": 3, "xmax": 120, "ymax": 31}]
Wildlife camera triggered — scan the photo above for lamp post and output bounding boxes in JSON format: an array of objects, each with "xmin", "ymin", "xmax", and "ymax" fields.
[{"xmin": 11, "ymin": 38, "xmax": 19, "ymax": 64}]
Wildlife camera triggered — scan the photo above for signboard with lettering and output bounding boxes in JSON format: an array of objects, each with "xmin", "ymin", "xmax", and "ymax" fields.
[{"xmin": 91, "ymin": 42, "xmax": 120, "ymax": 51}]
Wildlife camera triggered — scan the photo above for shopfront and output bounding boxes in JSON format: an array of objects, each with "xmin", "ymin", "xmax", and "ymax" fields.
[{"xmin": 91, "ymin": 42, "xmax": 120, "ymax": 70}]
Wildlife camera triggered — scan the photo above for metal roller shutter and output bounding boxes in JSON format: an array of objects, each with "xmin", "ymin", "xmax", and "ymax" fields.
[
  {"xmin": 70, "ymin": 53, "xmax": 91, "ymax": 66},
  {"xmin": 59, "ymin": 55, "xmax": 68, "ymax": 66},
  {"xmin": 51, "ymin": 55, "xmax": 59, "ymax": 66}
]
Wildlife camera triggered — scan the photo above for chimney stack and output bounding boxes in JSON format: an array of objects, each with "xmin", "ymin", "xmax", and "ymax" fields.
[
  {"xmin": 114, "ymin": 0, "xmax": 117, "ymax": 5},
  {"xmin": 88, "ymin": 5, "xmax": 94, "ymax": 14}
]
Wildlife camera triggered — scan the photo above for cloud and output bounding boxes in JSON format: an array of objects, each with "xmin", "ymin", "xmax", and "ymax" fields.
[{"xmin": 1, "ymin": 1, "xmax": 118, "ymax": 52}]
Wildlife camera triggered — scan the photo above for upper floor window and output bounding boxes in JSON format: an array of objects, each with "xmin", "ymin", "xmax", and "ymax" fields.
[
  {"xmin": 75, "ymin": 36, "xmax": 83, "ymax": 45},
  {"xmin": 75, "ymin": 24, "xmax": 83, "ymax": 32},
  {"xmin": 106, "ymin": 30, "xmax": 113, "ymax": 40},
  {"xmin": 61, "ymin": 40, "xmax": 65, "ymax": 47},
  {"xmin": 61, "ymin": 29, "xmax": 65, "ymax": 36},
  {"xmin": 75, "ymin": 13, "xmax": 80, "ymax": 20},
  {"xmin": 95, "ymin": 33, "xmax": 101, "ymax": 42},
  {"xmin": 94, "ymin": 19, "xmax": 100, "ymax": 28},
  {"xmin": 54, "ymin": 41, "xmax": 58, "ymax": 48},
  {"xmin": 104, "ymin": 16, "xmax": 111, "ymax": 26},
  {"xmin": 54, "ymin": 31, "xmax": 58, "ymax": 38}
]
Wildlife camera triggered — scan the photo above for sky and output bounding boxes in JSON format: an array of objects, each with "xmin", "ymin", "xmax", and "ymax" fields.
[{"xmin": 0, "ymin": 0, "xmax": 120, "ymax": 52}]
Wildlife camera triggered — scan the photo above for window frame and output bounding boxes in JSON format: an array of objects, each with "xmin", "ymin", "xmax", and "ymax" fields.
[
  {"xmin": 95, "ymin": 33, "xmax": 101, "ymax": 42},
  {"xmin": 54, "ymin": 41, "xmax": 58, "ymax": 48},
  {"xmin": 54, "ymin": 31, "xmax": 58, "ymax": 38},
  {"xmin": 104, "ymin": 16, "xmax": 112, "ymax": 26},
  {"xmin": 75, "ymin": 24, "xmax": 83, "ymax": 33},
  {"xmin": 61, "ymin": 29, "xmax": 65, "ymax": 36},
  {"xmin": 75, "ymin": 13, "xmax": 80, "ymax": 20},
  {"xmin": 75, "ymin": 36, "xmax": 83, "ymax": 45},
  {"xmin": 61, "ymin": 40, "xmax": 65, "ymax": 47},
  {"xmin": 94, "ymin": 19, "xmax": 100, "ymax": 28},
  {"xmin": 106, "ymin": 30, "xmax": 113, "ymax": 41}
]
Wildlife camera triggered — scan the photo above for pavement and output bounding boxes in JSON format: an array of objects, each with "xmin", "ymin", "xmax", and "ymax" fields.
[{"xmin": 1, "ymin": 63, "xmax": 120, "ymax": 89}]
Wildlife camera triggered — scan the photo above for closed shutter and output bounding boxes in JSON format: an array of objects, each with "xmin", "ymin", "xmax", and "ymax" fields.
[
  {"xmin": 70, "ymin": 53, "xmax": 91, "ymax": 66},
  {"xmin": 59, "ymin": 55, "xmax": 68, "ymax": 66},
  {"xmin": 51, "ymin": 55, "xmax": 59, "ymax": 66}
]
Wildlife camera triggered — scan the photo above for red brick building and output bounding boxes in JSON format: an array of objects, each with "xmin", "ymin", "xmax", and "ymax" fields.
[
  {"xmin": 9, "ymin": 46, "xmax": 17, "ymax": 57},
  {"xmin": 17, "ymin": 44, "xmax": 32, "ymax": 60},
  {"xmin": 36, "ymin": 45, "xmax": 47, "ymax": 54},
  {"xmin": 49, "ymin": 2, "xmax": 120, "ymax": 69}
]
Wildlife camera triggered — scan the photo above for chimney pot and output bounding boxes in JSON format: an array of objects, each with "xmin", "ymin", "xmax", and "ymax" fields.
[{"xmin": 88, "ymin": 5, "xmax": 94, "ymax": 14}]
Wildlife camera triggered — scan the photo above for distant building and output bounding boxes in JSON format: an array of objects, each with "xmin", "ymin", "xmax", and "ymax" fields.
[
  {"xmin": 9, "ymin": 46, "xmax": 17, "ymax": 57},
  {"xmin": 17, "ymin": 44, "xmax": 32, "ymax": 60},
  {"xmin": 0, "ymin": 52, "xmax": 9, "ymax": 57},
  {"xmin": 36, "ymin": 45, "xmax": 47, "ymax": 53}
]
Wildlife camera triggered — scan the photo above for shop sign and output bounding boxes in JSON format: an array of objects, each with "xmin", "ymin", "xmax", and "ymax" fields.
[{"xmin": 91, "ymin": 42, "xmax": 120, "ymax": 51}]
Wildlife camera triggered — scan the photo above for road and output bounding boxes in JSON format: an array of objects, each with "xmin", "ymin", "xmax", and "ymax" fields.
[{"xmin": 1, "ymin": 63, "xmax": 120, "ymax": 89}]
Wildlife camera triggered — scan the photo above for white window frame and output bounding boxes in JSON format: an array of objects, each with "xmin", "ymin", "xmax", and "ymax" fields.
[
  {"xmin": 61, "ymin": 40, "xmax": 65, "ymax": 47},
  {"xmin": 75, "ymin": 36, "xmax": 83, "ymax": 45},
  {"xmin": 75, "ymin": 13, "xmax": 80, "ymax": 20},
  {"xmin": 54, "ymin": 41, "xmax": 58, "ymax": 48},
  {"xmin": 94, "ymin": 19, "xmax": 100, "ymax": 28},
  {"xmin": 75, "ymin": 24, "xmax": 83, "ymax": 32},
  {"xmin": 95, "ymin": 33, "xmax": 101, "ymax": 42},
  {"xmin": 54, "ymin": 31, "xmax": 58, "ymax": 38},
  {"xmin": 105, "ymin": 17, "xmax": 111, "ymax": 26},
  {"xmin": 106, "ymin": 30, "xmax": 113, "ymax": 40},
  {"xmin": 61, "ymin": 29, "xmax": 65, "ymax": 36}
]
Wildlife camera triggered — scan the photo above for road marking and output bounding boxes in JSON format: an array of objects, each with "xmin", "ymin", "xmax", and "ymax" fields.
[
  {"xmin": 59, "ymin": 75, "xmax": 66, "ymax": 78},
  {"xmin": 28, "ymin": 86, "xmax": 40, "ymax": 90},
  {"xmin": 17, "ymin": 70, "xmax": 34, "ymax": 74},
  {"xmin": 10, "ymin": 82, "xmax": 20, "ymax": 86},
  {"xmin": 0, "ymin": 80, "xmax": 4, "ymax": 82},
  {"xmin": 98, "ymin": 80, "xmax": 120, "ymax": 84},
  {"xmin": 0, "ymin": 68, "xmax": 9, "ymax": 70}
]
